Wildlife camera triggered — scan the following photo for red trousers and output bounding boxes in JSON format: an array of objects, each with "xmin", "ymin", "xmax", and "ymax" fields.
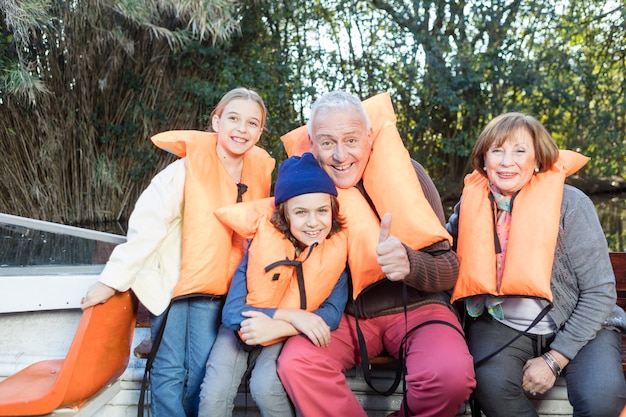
[{"xmin": 277, "ymin": 303, "xmax": 476, "ymax": 417}]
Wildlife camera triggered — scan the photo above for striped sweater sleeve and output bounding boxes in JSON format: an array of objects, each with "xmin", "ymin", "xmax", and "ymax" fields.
[{"xmin": 403, "ymin": 160, "xmax": 459, "ymax": 293}]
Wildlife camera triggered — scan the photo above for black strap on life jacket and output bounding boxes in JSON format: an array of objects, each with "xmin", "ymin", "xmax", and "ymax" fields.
[
  {"xmin": 264, "ymin": 243, "xmax": 317, "ymax": 310},
  {"xmin": 236, "ymin": 183, "xmax": 248, "ymax": 203}
]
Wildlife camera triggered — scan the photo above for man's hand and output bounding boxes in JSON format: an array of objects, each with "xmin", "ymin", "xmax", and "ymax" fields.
[
  {"xmin": 81, "ymin": 282, "xmax": 116, "ymax": 310},
  {"xmin": 376, "ymin": 213, "xmax": 410, "ymax": 281}
]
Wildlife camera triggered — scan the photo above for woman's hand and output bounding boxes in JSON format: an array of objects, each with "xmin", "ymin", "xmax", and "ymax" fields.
[
  {"xmin": 81, "ymin": 281, "xmax": 116, "ymax": 310},
  {"xmin": 522, "ymin": 350, "xmax": 569, "ymax": 395}
]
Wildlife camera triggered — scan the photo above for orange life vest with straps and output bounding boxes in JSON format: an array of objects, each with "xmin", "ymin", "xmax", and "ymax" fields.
[
  {"xmin": 450, "ymin": 150, "xmax": 589, "ymax": 304},
  {"xmin": 214, "ymin": 198, "xmax": 347, "ymax": 345},
  {"xmin": 151, "ymin": 130, "xmax": 275, "ymax": 298},
  {"xmin": 280, "ymin": 92, "xmax": 452, "ymax": 298}
]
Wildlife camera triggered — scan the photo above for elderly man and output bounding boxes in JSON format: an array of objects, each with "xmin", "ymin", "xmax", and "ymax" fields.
[{"xmin": 277, "ymin": 91, "xmax": 476, "ymax": 417}]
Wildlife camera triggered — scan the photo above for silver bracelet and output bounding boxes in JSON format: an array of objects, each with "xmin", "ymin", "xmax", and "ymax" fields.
[{"xmin": 542, "ymin": 352, "xmax": 562, "ymax": 377}]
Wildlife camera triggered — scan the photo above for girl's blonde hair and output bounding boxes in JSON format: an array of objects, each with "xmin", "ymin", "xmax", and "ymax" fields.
[{"xmin": 207, "ymin": 87, "xmax": 267, "ymax": 131}]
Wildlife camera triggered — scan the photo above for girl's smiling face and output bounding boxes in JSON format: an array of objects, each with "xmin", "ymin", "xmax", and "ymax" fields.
[{"xmin": 212, "ymin": 98, "xmax": 264, "ymax": 158}]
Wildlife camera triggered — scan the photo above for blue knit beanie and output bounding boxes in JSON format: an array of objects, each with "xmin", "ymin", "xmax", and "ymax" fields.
[{"xmin": 274, "ymin": 152, "xmax": 337, "ymax": 205}]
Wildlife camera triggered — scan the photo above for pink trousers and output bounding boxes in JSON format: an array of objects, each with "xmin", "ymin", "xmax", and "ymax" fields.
[{"xmin": 277, "ymin": 303, "xmax": 476, "ymax": 417}]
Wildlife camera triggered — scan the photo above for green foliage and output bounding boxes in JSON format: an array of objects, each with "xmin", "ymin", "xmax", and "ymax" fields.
[
  {"xmin": 0, "ymin": 0, "xmax": 243, "ymax": 224},
  {"xmin": 0, "ymin": 0, "xmax": 624, "ymax": 229}
]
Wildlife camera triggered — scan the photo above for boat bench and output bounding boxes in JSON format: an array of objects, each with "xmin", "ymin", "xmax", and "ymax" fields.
[
  {"xmin": 612, "ymin": 251, "xmax": 626, "ymax": 371},
  {"xmin": 133, "ymin": 251, "xmax": 626, "ymax": 416}
]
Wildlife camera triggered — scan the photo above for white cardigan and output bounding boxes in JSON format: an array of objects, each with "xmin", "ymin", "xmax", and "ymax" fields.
[{"xmin": 98, "ymin": 158, "xmax": 186, "ymax": 316}]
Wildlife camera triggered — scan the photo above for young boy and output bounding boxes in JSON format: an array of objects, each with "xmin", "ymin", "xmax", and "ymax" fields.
[{"xmin": 198, "ymin": 152, "xmax": 348, "ymax": 417}]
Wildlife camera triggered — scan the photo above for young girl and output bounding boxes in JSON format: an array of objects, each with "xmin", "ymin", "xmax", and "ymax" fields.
[
  {"xmin": 197, "ymin": 152, "xmax": 349, "ymax": 417},
  {"xmin": 81, "ymin": 87, "xmax": 275, "ymax": 417}
]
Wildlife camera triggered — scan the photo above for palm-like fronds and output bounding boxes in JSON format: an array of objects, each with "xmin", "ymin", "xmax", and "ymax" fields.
[{"xmin": 0, "ymin": 0, "xmax": 240, "ymax": 225}]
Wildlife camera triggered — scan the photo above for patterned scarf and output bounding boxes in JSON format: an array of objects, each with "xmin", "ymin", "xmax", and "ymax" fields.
[{"xmin": 465, "ymin": 183, "xmax": 512, "ymax": 319}]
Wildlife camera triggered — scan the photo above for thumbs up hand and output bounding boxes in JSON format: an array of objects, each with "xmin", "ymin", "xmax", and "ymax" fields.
[
  {"xmin": 378, "ymin": 212, "xmax": 392, "ymax": 243},
  {"xmin": 376, "ymin": 213, "xmax": 410, "ymax": 282}
]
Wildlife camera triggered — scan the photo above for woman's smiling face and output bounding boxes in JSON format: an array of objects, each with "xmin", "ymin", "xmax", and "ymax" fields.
[{"xmin": 484, "ymin": 127, "xmax": 538, "ymax": 196}]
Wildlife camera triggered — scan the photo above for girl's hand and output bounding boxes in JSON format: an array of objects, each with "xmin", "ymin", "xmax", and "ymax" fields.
[
  {"xmin": 81, "ymin": 282, "xmax": 116, "ymax": 310},
  {"xmin": 239, "ymin": 311, "xmax": 288, "ymax": 345},
  {"xmin": 282, "ymin": 309, "xmax": 331, "ymax": 347}
]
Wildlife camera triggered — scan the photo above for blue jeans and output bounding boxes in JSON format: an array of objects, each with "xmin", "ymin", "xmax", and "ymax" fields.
[
  {"xmin": 467, "ymin": 314, "xmax": 626, "ymax": 417},
  {"xmin": 198, "ymin": 325, "xmax": 294, "ymax": 417},
  {"xmin": 149, "ymin": 296, "xmax": 223, "ymax": 417}
]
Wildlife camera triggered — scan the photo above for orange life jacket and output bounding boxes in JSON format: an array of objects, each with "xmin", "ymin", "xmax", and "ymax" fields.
[
  {"xmin": 151, "ymin": 130, "xmax": 275, "ymax": 298},
  {"xmin": 214, "ymin": 198, "xmax": 348, "ymax": 345},
  {"xmin": 450, "ymin": 150, "xmax": 589, "ymax": 303},
  {"xmin": 280, "ymin": 92, "xmax": 452, "ymax": 298}
]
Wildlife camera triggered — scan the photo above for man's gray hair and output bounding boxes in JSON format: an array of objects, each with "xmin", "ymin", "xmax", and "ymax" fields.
[{"xmin": 308, "ymin": 91, "xmax": 371, "ymax": 139}]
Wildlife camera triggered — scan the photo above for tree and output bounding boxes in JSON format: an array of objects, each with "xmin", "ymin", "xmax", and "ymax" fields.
[
  {"xmin": 277, "ymin": 0, "xmax": 625, "ymax": 197},
  {"xmin": 1, "ymin": 0, "xmax": 624, "ymax": 225},
  {"xmin": 0, "ymin": 0, "xmax": 276, "ymax": 225}
]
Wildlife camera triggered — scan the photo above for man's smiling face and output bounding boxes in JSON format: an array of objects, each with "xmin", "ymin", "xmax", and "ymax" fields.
[{"xmin": 309, "ymin": 107, "xmax": 372, "ymax": 189}]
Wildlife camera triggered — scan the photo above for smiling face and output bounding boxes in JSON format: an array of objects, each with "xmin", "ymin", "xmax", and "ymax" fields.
[
  {"xmin": 212, "ymin": 98, "xmax": 264, "ymax": 158},
  {"xmin": 309, "ymin": 107, "xmax": 373, "ymax": 189},
  {"xmin": 285, "ymin": 193, "xmax": 333, "ymax": 248},
  {"xmin": 484, "ymin": 127, "xmax": 538, "ymax": 196}
]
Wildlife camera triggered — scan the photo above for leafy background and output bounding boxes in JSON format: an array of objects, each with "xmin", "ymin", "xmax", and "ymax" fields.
[{"xmin": 1, "ymin": 0, "xmax": 624, "ymax": 232}]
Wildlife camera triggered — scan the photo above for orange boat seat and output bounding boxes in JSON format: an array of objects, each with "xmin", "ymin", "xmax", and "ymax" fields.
[{"xmin": 0, "ymin": 290, "xmax": 138, "ymax": 416}]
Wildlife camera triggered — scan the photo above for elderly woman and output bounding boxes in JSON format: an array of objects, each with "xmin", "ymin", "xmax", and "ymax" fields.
[{"xmin": 447, "ymin": 112, "xmax": 626, "ymax": 416}]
